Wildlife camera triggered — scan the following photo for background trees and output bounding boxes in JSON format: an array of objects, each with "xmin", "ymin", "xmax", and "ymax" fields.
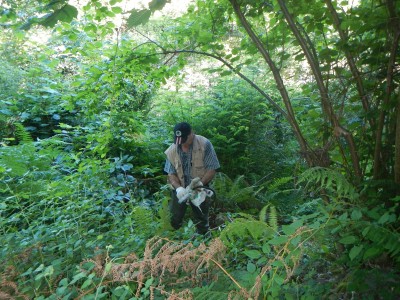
[{"xmin": 1, "ymin": 0, "xmax": 399, "ymax": 299}]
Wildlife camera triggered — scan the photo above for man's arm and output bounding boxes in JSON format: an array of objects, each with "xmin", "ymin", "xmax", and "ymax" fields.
[
  {"xmin": 201, "ymin": 169, "xmax": 216, "ymax": 186},
  {"xmin": 165, "ymin": 159, "xmax": 182, "ymax": 189},
  {"xmin": 168, "ymin": 173, "xmax": 182, "ymax": 189}
]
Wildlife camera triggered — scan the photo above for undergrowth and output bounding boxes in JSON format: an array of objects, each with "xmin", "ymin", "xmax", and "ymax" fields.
[{"xmin": 1, "ymin": 142, "xmax": 399, "ymax": 299}]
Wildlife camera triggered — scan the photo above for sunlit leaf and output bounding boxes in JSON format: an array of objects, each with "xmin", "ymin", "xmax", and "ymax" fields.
[
  {"xmin": 149, "ymin": 0, "xmax": 169, "ymax": 11},
  {"xmin": 40, "ymin": 4, "xmax": 78, "ymax": 27},
  {"xmin": 127, "ymin": 9, "xmax": 151, "ymax": 28}
]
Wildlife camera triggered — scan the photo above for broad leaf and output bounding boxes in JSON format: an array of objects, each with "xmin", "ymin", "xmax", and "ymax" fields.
[
  {"xmin": 243, "ymin": 249, "xmax": 262, "ymax": 259},
  {"xmin": 349, "ymin": 245, "xmax": 363, "ymax": 261},
  {"xmin": 149, "ymin": 0, "xmax": 169, "ymax": 11},
  {"xmin": 339, "ymin": 235, "xmax": 357, "ymax": 245},
  {"xmin": 40, "ymin": 4, "xmax": 78, "ymax": 27},
  {"xmin": 127, "ymin": 9, "xmax": 151, "ymax": 28}
]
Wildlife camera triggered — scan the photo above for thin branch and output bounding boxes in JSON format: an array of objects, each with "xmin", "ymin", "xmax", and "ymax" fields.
[
  {"xmin": 277, "ymin": 0, "xmax": 362, "ymax": 181},
  {"xmin": 325, "ymin": 0, "xmax": 373, "ymax": 129},
  {"xmin": 373, "ymin": 0, "xmax": 400, "ymax": 179},
  {"xmin": 128, "ymin": 47, "xmax": 287, "ymax": 117},
  {"xmin": 229, "ymin": 0, "xmax": 314, "ymax": 167},
  {"xmin": 210, "ymin": 258, "xmax": 244, "ymax": 291}
]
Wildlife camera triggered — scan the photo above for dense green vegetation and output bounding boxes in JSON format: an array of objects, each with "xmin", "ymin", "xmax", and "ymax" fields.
[{"xmin": 1, "ymin": 0, "xmax": 399, "ymax": 299}]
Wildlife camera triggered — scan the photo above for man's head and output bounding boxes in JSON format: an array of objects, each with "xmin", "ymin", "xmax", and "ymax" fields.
[{"xmin": 174, "ymin": 122, "xmax": 192, "ymax": 145}]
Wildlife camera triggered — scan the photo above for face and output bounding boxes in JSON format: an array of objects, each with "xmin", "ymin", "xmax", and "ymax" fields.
[{"xmin": 182, "ymin": 132, "xmax": 194, "ymax": 146}]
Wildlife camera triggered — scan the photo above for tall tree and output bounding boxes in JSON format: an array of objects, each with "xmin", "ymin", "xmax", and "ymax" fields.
[{"xmin": 141, "ymin": 0, "xmax": 399, "ymax": 187}]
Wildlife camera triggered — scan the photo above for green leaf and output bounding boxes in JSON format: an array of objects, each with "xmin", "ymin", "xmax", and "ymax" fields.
[
  {"xmin": 391, "ymin": 196, "xmax": 400, "ymax": 202},
  {"xmin": 271, "ymin": 260, "xmax": 285, "ymax": 267},
  {"xmin": 351, "ymin": 209, "xmax": 362, "ymax": 220},
  {"xmin": 378, "ymin": 213, "xmax": 389, "ymax": 224},
  {"xmin": 321, "ymin": 245, "xmax": 329, "ymax": 253},
  {"xmin": 111, "ymin": 7, "xmax": 123, "ymax": 14},
  {"xmin": 59, "ymin": 278, "xmax": 69, "ymax": 286},
  {"xmin": 21, "ymin": 267, "xmax": 33, "ymax": 276},
  {"xmin": 40, "ymin": 4, "xmax": 78, "ymax": 27},
  {"xmin": 81, "ymin": 278, "xmax": 93, "ymax": 289},
  {"xmin": 127, "ymin": 9, "xmax": 151, "ymax": 28},
  {"xmin": 247, "ymin": 262, "xmax": 256, "ymax": 273},
  {"xmin": 220, "ymin": 70, "xmax": 232, "ymax": 76},
  {"xmin": 290, "ymin": 235, "xmax": 301, "ymax": 246},
  {"xmin": 362, "ymin": 226, "xmax": 370, "ymax": 237},
  {"xmin": 282, "ymin": 219, "xmax": 303, "ymax": 235},
  {"xmin": 70, "ymin": 272, "xmax": 86, "ymax": 284},
  {"xmin": 262, "ymin": 242, "xmax": 271, "ymax": 254},
  {"xmin": 198, "ymin": 30, "xmax": 213, "ymax": 43},
  {"xmin": 274, "ymin": 275, "xmax": 285, "ymax": 285},
  {"xmin": 43, "ymin": 265, "xmax": 54, "ymax": 277},
  {"xmin": 338, "ymin": 212, "xmax": 348, "ymax": 221},
  {"xmin": 56, "ymin": 286, "xmax": 67, "ymax": 296},
  {"xmin": 122, "ymin": 163, "xmax": 133, "ymax": 171},
  {"xmin": 339, "ymin": 235, "xmax": 357, "ymax": 245},
  {"xmin": 149, "ymin": 0, "xmax": 168, "ymax": 11},
  {"xmin": 105, "ymin": 262, "xmax": 112, "ymax": 273},
  {"xmin": 35, "ymin": 264, "xmax": 45, "ymax": 272},
  {"xmin": 363, "ymin": 247, "xmax": 381, "ymax": 260},
  {"xmin": 243, "ymin": 249, "xmax": 262, "ymax": 259},
  {"xmin": 349, "ymin": 245, "xmax": 363, "ymax": 261},
  {"xmin": 269, "ymin": 235, "xmax": 288, "ymax": 245}
]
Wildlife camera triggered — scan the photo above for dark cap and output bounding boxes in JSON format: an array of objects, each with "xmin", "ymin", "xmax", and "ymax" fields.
[{"xmin": 174, "ymin": 122, "xmax": 192, "ymax": 145}]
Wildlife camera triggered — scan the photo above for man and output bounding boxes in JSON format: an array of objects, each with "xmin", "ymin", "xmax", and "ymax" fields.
[{"xmin": 164, "ymin": 122, "xmax": 220, "ymax": 234}]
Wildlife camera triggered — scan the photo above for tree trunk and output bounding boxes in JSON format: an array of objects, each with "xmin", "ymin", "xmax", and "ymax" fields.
[
  {"xmin": 229, "ymin": 0, "xmax": 317, "ymax": 167},
  {"xmin": 276, "ymin": 0, "xmax": 363, "ymax": 182},
  {"xmin": 373, "ymin": 0, "xmax": 400, "ymax": 180},
  {"xmin": 395, "ymin": 93, "xmax": 400, "ymax": 184},
  {"xmin": 324, "ymin": 0, "xmax": 373, "ymax": 129}
]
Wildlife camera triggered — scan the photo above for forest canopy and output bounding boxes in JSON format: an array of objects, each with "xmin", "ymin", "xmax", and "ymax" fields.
[{"xmin": 0, "ymin": 0, "xmax": 399, "ymax": 299}]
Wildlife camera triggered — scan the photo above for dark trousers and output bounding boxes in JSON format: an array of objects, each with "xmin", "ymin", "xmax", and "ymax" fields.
[{"xmin": 169, "ymin": 190, "xmax": 210, "ymax": 234}]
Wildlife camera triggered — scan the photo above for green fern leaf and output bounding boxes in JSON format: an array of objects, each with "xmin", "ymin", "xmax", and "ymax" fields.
[
  {"xmin": 156, "ymin": 197, "xmax": 173, "ymax": 233},
  {"xmin": 259, "ymin": 204, "xmax": 278, "ymax": 231},
  {"xmin": 192, "ymin": 285, "xmax": 230, "ymax": 300},
  {"xmin": 298, "ymin": 167, "xmax": 358, "ymax": 201},
  {"xmin": 269, "ymin": 205, "xmax": 278, "ymax": 231},
  {"xmin": 211, "ymin": 172, "xmax": 260, "ymax": 209},
  {"xmin": 220, "ymin": 218, "xmax": 275, "ymax": 245},
  {"xmin": 14, "ymin": 122, "xmax": 33, "ymax": 144}
]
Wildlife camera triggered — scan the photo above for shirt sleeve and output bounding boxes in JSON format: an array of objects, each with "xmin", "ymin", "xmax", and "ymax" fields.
[
  {"xmin": 204, "ymin": 140, "xmax": 220, "ymax": 170},
  {"xmin": 164, "ymin": 159, "xmax": 177, "ymax": 174}
]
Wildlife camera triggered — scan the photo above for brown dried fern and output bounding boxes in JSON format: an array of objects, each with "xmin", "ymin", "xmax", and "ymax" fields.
[
  {"xmin": 78, "ymin": 236, "xmax": 227, "ymax": 299},
  {"xmin": 0, "ymin": 279, "xmax": 29, "ymax": 300}
]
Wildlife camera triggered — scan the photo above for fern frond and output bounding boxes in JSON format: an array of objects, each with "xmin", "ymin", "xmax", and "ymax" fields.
[
  {"xmin": 266, "ymin": 176, "xmax": 294, "ymax": 192},
  {"xmin": 269, "ymin": 205, "xmax": 278, "ymax": 231},
  {"xmin": 192, "ymin": 285, "xmax": 230, "ymax": 300},
  {"xmin": 259, "ymin": 205, "xmax": 268, "ymax": 223},
  {"xmin": 156, "ymin": 197, "xmax": 173, "ymax": 233},
  {"xmin": 363, "ymin": 223, "xmax": 400, "ymax": 262},
  {"xmin": 106, "ymin": 237, "xmax": 226, "ymax": 296},
  {"xmin": 211, "ymin": 173, "xmax": 260, "ymax": 210},
  {"xmin": 0, "ymin": 144, "xmax": 36, "ymax": 176},
  {"xmin": 298, "ymin": 167, "xmax": 358, "ymax": 201},
  {"xmin": 130, "ymin": 206, "xmax": 155, "ymax": 237},
  {"xmin": 220, "ymin": 218, "xmax": 275, "ymax": 245},
  {"xmin": 14, "ymin": 123, "xmax": 33, "ymax": 144},
  {"xmin": 259, "ymin": 204, "xmax": 278, "ymax": 231}
]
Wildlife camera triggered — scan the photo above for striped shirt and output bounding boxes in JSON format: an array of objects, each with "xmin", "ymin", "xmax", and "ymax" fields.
[{"xmin": 164, "ymin": 138, "xmax": 220, "ymax": 187}]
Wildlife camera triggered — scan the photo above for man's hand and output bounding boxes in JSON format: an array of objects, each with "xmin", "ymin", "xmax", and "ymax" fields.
[
  {"xmin": 189, "ymin": 177, "xmax": 203, "ymax": 189},
  {"xmin": 176, "ymin": 187, "xmax": 189, "ymax": 203}
]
